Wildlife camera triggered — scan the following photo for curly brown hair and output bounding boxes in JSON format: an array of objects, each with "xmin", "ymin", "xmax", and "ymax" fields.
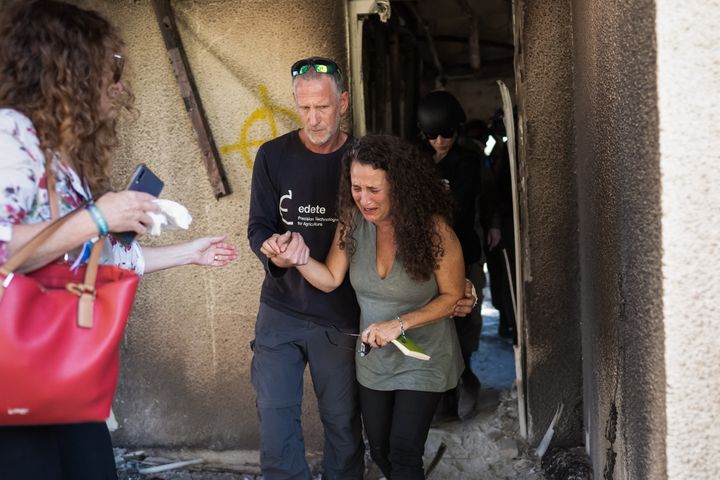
[
  {"xmin": 0, "ymin": 0, "xmax": 133, "ymax": 196},
  {"xmin": 337, "ymin": 134, "xmax": 454, "ymax": 281}
]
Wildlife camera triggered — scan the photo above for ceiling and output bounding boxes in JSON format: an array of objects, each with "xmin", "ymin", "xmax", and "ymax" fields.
[{"xmin": 392, "ymin": 0, "xmax": 515, "ymax": 83}]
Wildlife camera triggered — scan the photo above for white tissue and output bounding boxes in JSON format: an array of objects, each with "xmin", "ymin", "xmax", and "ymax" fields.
[{"xmin": 147, "ymin": 199, "xmax": 192, "ymax": 236}]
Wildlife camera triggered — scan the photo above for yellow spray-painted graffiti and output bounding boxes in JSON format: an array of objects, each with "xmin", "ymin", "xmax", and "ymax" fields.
[{"xmin": 220, "ymin": 85, "xmax": 300, "ymax": 170}]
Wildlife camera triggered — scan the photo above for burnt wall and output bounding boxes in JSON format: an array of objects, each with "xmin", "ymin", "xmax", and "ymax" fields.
[
  {"xmin": 513, "ymin": 0, "xmax": 583, "ymax": 447},
  {"xmin": 572, "ymin": 1, "xmax": 665, "ymax": 479}
]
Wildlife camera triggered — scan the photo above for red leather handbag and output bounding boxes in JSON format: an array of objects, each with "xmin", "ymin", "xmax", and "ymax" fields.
[{"xmin": 0, "ymin": 206, "xmax": 140, "ymax": 425}]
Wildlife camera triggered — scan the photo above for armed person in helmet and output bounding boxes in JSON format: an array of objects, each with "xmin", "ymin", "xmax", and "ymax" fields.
[{"xmin": 417, "ymin": 90, "xmax": 502, "ymax": 420}]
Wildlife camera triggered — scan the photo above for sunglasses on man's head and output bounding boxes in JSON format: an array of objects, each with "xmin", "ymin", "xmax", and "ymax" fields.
[
  {"xmin": 112, "ymin": 53, "xmax": 124, "ymax": 84},
  {"xmin": 424, "ymin": 129, "xmax": 456, "ymax": 140},
  {"xmin": 291, "ymin": 57, "xmax": 341, "ymax": 78}
]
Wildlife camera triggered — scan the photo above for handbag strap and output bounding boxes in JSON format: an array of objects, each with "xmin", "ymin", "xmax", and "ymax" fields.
[
  {"xmin": 0, "ymin": 159, "xmax": 106, "ymax": 329},
  {"xmin": 77, "ymin": 239, "xmax": 104, "ymax": 328},
  {"xmin": 0, "ymin": 206, "xmax": 82, "ymax": 275}
]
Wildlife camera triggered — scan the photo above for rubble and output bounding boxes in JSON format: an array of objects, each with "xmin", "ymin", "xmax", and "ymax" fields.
[
  {"xmin": 116, "ymin": 282, "xmax": 548, "ymax": 479},
  {"xmin": 116, "ymin": 388, "xmax": 544, "ymax": 480},
  {"xmin": 541, "ymin": 447, "xmax": 593, "ymax": 480}
]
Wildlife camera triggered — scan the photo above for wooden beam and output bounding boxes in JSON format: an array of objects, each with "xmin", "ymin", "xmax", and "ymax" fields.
[{"xmin": 151, "ymin": 0, "xmax": 230, "ymax": 199}]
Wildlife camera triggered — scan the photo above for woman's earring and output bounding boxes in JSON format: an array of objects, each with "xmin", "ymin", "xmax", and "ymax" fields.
[{"xmin": 107, "ymin": 83, "xmax": 121, "ymax": 98}]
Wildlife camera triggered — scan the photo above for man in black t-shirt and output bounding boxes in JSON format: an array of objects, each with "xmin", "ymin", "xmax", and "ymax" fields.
[{"xmin": 247, "ymin": 58, "xmax": 364, "ymax": 480}]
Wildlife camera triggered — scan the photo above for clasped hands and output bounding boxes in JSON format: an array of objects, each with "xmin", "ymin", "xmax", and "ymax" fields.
[
  {"xmin": 260, "ymin": 231, "xmax": 310, "ymax": 268},
  {"xmin": 260, "ymin": 230, "xmax": 478, "ymax": 318}
]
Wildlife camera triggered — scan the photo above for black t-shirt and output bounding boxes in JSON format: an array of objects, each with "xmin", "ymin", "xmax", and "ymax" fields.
[
  {"xmin": 247, "ymin": 130, "xmax": 360, "ymax": 330},
  {"xmin": 436, "ymin": 144, "xmax": 484, "ymax": 265}
]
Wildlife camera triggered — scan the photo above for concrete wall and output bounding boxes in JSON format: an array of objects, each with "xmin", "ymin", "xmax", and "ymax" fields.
[
  {"xmin": 70, "ymin": 0, "xmax": 348, "ymax": 450},
  {"xmin": 656, "ymin": 0, "xmax": 720, "ymax": 478},
  {"xmin": 571, "ymin": 1, "xmax": 666, "ymax": 478},
  {"xmin": 513, "ymin": 0, "xmax": 720, "ymax": 477},
  {"xmin": 513, "ymin": 0, "xmax": 584, "ymax": 447}
]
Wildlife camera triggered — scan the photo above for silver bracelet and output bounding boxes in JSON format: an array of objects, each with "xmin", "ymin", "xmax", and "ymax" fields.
[
  {"xmin": 471, "ymin": 282, "xmax": 479, "ymax": 308},
  {"xmin": 395, "ymin": 315, "xmax": 406, "ymax": 339}
]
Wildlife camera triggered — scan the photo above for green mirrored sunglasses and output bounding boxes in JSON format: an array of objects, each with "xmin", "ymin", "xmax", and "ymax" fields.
[{"xmin": 291, "ymin": 57, "xmax": 340, "ymax": 78}]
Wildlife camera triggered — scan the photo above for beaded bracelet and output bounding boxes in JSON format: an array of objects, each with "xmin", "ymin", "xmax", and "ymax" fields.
[
  {"xmin": 395, "ymin": 315, "xmax": 406, "ymax": 339},
  {"xmin": 86, "ymin": 203, "xmax": 109, "ymax": 236}
]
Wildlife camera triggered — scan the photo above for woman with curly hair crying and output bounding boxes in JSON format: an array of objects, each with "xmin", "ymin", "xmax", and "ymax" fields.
[{"xmin": 268, "ymin": 134, "xmax": 466, "ymax": 479}]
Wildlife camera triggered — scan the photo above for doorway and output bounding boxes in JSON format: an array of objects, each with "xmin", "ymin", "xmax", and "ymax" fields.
[{"xmin": 349, "ymin": 2, "xmax": 527, "ymax": 472}]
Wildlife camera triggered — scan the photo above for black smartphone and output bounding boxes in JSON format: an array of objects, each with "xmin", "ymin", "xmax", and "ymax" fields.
[{"xmin": 114, "ymin": 164, "xmax": 164, "ymax": 245}]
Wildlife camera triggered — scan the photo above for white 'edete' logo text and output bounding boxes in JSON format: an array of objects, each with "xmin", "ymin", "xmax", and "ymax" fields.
[{"xmin": 279, "ymin": 190, "xmax": 293, "ymax": 225}]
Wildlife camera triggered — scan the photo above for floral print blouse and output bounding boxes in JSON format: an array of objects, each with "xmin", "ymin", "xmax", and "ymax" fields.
[{"xmin": 0, "ymin": 108, "xmax": 144, "ymax": 273}]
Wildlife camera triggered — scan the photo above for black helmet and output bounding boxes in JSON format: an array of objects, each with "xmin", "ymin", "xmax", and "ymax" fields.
[{"xmin": 417, "ymin": 90, "xmax": 466, "ymax": 136}]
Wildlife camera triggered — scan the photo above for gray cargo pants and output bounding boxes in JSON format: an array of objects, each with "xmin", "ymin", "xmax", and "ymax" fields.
[{"xmin": 251, "ymin": 303, "xmax": 364, "ymax": 480}]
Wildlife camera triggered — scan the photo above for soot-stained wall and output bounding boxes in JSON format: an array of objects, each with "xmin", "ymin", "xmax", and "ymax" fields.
[
  {"xmin": 572, "ymin": 1, "xmax": 665, "ymax": 478},
  {"xmin": 513, "ymin": 0, "xmax": 584, "ymax": 447}
]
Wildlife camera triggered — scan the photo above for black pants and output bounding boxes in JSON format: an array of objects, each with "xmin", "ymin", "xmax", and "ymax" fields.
[
  {"xmin": 459, "ymin": 261, "xmax": 483, "ymax": 391},
  {"xmin": 360, "ymin": 385, "xmax": 442, "ymax": 480},
  {"xmin": 439, "ymin": 262, "xmax": 483, "ymax": 417},
  {"xmin": 486, "ymin": 222, "xmax": 517, "ymax": 340},
  {"xmin": 0, "ymin": 422, "xmax": 117, "ymax": 480}
]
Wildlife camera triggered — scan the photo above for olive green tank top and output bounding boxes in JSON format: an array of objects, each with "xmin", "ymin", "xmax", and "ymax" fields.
[{"xmin": 349, "ymin": 216, "xmax": 464, "ymax": 392}]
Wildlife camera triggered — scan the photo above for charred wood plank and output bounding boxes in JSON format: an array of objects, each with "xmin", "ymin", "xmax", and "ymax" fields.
[{"xmin": 151, "ymin": 0, "xmax": 230, "ymax": 198}]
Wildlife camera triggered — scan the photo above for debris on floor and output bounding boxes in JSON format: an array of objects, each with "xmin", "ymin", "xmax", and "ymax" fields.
[
  {"xmin": 418, "ymin": 388, "xmax": 545, "ymax": 480},
  {"xmin": 116, "ymin": 275, "xmax": 547, "ymax": 479},
  {"xmin": 116, "ymin": 388, "xmax": 544, "ymax": 480},
  {"xmin": 541, "ymin": 447, "xmax": 593, "ymax": 480}
]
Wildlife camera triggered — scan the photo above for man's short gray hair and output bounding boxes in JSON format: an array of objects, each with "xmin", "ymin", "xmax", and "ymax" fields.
[{"xmin": 292, "ymin": 66, "xmax": 345, "ymax": 99}]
